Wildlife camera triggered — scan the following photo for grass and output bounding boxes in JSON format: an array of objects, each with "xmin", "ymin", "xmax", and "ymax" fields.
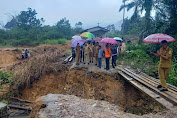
[{"xmin": 44, "ymin": 39, "xmax": 67, "ymax": 45}]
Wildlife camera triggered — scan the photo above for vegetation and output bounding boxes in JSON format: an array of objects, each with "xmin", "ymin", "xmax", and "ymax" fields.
[
  {"xmin": 0, "ymin": 8, "xmax": 83, "ymax": 46},
  {"xmin": 117, "ymin": 0, "xmax": 177, "ymax": 87},
  {"xmin": 0, "ymin": 71, "xmax": 13, "ymax": 88}
]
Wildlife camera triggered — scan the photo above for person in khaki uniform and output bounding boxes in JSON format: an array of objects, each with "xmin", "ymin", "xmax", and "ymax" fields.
[
  {"xmin": 89, "ymin": 43, "xmax": 94, "ymax": 63},
  {"xmin": 75, "ymin": 43, "xmax": 81, "ymax": 65},
  {"xmin": 84, "ymin": 43, "xmax": 89, "ymax": 64},
  {"xmin": 150, "ymin": 40, "xmax": 173, "ymax": 92},
  {"xmin": 95, "ymin": 42, "xmax": 99, "ymax": 66}
]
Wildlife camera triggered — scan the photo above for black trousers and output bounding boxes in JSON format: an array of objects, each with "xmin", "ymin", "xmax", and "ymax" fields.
[
  {"xmin": 112, "ymin": 56, "xmax": 117, "ymax": 68},
  {"xmin": 105, "ymin": 57, "xmax": 110, "ymax": 70}
]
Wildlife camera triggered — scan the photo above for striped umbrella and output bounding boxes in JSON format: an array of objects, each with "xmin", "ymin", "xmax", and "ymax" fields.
[{"xmin": 143, "ymin": 33, "xmax": 176, "ymax": 43}]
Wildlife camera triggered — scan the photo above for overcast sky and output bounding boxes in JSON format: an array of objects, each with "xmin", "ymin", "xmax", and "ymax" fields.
[{"xmin": 0, "ymin": 0, "xmax": 133, "ymax": 28}]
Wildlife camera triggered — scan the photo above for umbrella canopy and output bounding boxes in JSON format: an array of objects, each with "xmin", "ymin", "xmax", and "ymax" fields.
[
  {"xmin": 114, "ymin": 37, "xmax": 123, "ymax": 42},
  {"xmin": 71, "ymin": 38, "xmax": 86, "ymax": 47},
  {"xmin": 101, "ymin": 38, "xmax": 118, "ymax": 44},
  {"xmin": 72, "ymin": 35, "xmax": 81, "ymax": 39},
  {"xmin": 95, "ymin": 37, "xmax": 102, "ymax": 42},
  {"xmin": 143, "ymin": 33, "xmax": 176, "ymax": 43},
  {"xmin": 80, "ymin": 32, "xmax": 95, "ymax": 39}
]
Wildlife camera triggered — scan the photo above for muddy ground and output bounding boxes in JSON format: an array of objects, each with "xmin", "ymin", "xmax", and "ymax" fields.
[
  {"xmin": 0, "ymin": 44, "xmax": 177, "ymax": 118},
  {"xmin": 21, "ymin": 64, "xmax": 165, "ymax": 116}
]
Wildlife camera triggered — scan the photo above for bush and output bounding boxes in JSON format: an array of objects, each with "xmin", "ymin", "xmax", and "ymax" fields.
[
  {"xmin": 0, "ymin": 71, "xmax": 11, "ymax": 86},
  {"xmin": 168, "ymin": 60, "xmax": 177, "ymax": 87},
  {"xmin": 44, "ymin": 39, "xmax": 66, "ymax": 45}
]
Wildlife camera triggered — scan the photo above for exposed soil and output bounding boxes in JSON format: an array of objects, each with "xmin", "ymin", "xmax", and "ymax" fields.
[
  {"xmin": 0, "ymin": 50, "xmax": 21, "ymax": 68},
  {"xmin": 21, "ymin": 66, "xmax": 164, "ymax": 115}
]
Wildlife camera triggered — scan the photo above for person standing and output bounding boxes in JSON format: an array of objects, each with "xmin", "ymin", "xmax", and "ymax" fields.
[
  {"xmin": 111, "ymin": 44, "xmax": 118, "ymax": 68},
  {"xmin": 71, "ymin": 47, "xmax": 76, "ymax": 61},
  {"xmin": 84, "ymin": 43, "xmax": 89, "ymax": 64},
  {"xmin": 150, "ymin": 40, "xmax": 173, "ymax": 92},
  {"xmin": 95, "ymin": 42, "xmax": 99, "ymax": 66},
  {"xmin": 80, "ymin": 45, "xmax": 83, "ymax": 63},
  {"xmin": 89, "ymin": 43, "xmax": 94, "ymax": 63},
  {"xmin": 75, "ymin": 43, "xmax": 81, "ymax": 65},
  {"xmin": 104, "ymin": 43, "xmax": 111, "ymax": 70},
  {"xmin": 98, "ymin": 45, "xmax": 103, "ymax": 68},
  {"xmin": 25, "ymin": 49, "xmax": 29, "ymax": 58}
]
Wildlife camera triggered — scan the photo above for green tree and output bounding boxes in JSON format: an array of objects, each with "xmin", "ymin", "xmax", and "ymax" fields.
[
  {"xmin": 5, "ymin": 16, "xmax": 17, "ymax": 30},
  {"xmin": 17, "ymin": 8, "xmax": 44, "ymax": 30},
  {"xmin": 56, "ymin": 18, "xmax": 72, "ymax": 39},
  {"xmin": 119, "ymin": 0, "xmax": 154, "ymax": 37},
  {"xmin": 74, "ymin": 21, "xmax": 83, "ymax": 34},
  {"xmin": 163, "ymin": 0, "xmax": 177, "ymax": 35}
]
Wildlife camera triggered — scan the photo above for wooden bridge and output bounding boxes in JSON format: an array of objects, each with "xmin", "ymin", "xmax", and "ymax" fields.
[{"xmin": 117, "ymin": 66, "xmax": 177, "ymax": 110}]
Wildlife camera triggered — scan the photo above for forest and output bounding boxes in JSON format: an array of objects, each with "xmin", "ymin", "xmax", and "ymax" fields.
[{"xmin": 118, "ymin": 0, "xmax": 177, "ymax": 86}]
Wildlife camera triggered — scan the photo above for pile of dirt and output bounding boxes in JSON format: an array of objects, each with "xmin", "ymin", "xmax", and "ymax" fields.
[
  {"xmin": 21, "ymin": 67, "xmax": 164, "ymax": 115},
  {"xmin": 30, "ymin": 94, "xmax": 137, "ymax": 118},
  {"xmin": 30, "ymin": 94, "xmax": 177, "ymax": 118},
  {"xmin": 0, "ymin": 50, "xmax": 21, "ymax": 68}
]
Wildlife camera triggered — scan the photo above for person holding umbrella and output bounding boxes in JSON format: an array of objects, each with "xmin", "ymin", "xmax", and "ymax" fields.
[
  {"xmin": 144, "ymin": 33, "xmax": 176, "ymax": 92},
  {"xmin": 149, "ymin": 40, "xmax": 173, "ymax": 92}
]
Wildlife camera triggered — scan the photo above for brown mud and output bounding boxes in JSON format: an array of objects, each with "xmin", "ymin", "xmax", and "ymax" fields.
[{"xmin": 21, "ymin": 66, "xmax": 164, "ymax": 115}]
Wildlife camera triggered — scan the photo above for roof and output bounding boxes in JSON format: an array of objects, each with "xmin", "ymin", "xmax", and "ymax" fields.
[{"xmin": 81, "ymin": 26, "xmax": 109, "ymax": 33}]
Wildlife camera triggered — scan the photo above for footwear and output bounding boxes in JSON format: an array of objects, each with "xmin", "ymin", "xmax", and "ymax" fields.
[
  {"xmin": 92, "ymin": 61, "xmax": 93, "ymax": 63},
  {"xmin": 160, "ymin": 89, "xmax": 168, "ymax": 92},
  {"xmin": 95, "ymin": 64, "xmax": 97, "ymax": 66},
  {"xmin": 88, "ymin": 63, "xmax": 89, "ymax": 65},
  {"xmin": 157, "ymin": 85, "xmax": 162, "ymax": 88}
]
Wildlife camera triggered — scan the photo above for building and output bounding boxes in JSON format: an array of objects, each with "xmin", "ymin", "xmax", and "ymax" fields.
[{"xmin": 81, "ymin": 26, "xmax": 109, "ymax": 38}]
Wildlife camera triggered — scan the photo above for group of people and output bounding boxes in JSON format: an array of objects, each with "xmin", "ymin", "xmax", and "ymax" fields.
[
  {"xmin": 72, "ymin": 42, "xmax": 120, "ymax": 70},
  {"xmin": 22, "ymin": 49, "xmax": 30, "ymax": 59}
]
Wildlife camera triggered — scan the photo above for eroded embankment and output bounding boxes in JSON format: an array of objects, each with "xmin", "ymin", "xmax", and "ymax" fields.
[{"xmin": 21, "ymin": 66, "xmax": 165, "ymax": 115}]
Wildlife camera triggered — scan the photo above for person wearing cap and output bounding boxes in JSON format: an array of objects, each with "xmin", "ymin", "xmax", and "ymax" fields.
[{"xmin": 150, "ymin": 40, "xmax": 173, "ymax": 92}]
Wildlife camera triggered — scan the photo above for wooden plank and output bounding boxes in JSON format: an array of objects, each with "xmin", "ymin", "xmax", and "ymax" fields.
[
  {"xmin": 64, "ymin": 55, "xmax": 72, "ymax": 63},
  {"xmin": 118, "ymin": 71, "xmax": 174, "ymax": 110},
  {"xmin": 10, "ymin": 97, "xmax": 32, "ymax": 103},
  {"xmin": 120, "ymin": 68, "xmax": 177, "ymax": 106},
  {"xmin": 8, "ymin": 104, "xmax": 31, "ymax": 111},
  {"xmin": 124, "ymin": 68, "xmax": 177, "ymax": 98},
  {"xmin": 127, "ymin": 68, "xmax": 177, "ymax": 92}
]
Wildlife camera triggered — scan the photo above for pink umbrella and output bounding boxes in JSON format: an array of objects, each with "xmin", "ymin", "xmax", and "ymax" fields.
[
  {"xmin": 143, "ymin": 33, "xmax": 176, "ymax": 43},
  {"xmin": 101, "ymin": 38, "xmax": 118, "ymax": 44},
  {"xmin": 94, "ymin": 37, "xmax": 105, "ymax": 49}
]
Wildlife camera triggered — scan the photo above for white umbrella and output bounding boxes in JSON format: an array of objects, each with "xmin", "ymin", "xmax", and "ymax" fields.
[
  {"xmin": 72, "ymin": 35, "xmax": 82, "ymax": 40},
  {"xmin": 114, "ymin": 37, "xmax": 123, "ymax": 42}
]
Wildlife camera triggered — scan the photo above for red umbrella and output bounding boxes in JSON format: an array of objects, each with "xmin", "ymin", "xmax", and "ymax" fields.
[
  {"xmin": 143, "ymin": 33, "xmax": 176, "ymax": 43},
  {"xmin": 101, "ymin": 38, "xmax": 118, "ymax": 44}
]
